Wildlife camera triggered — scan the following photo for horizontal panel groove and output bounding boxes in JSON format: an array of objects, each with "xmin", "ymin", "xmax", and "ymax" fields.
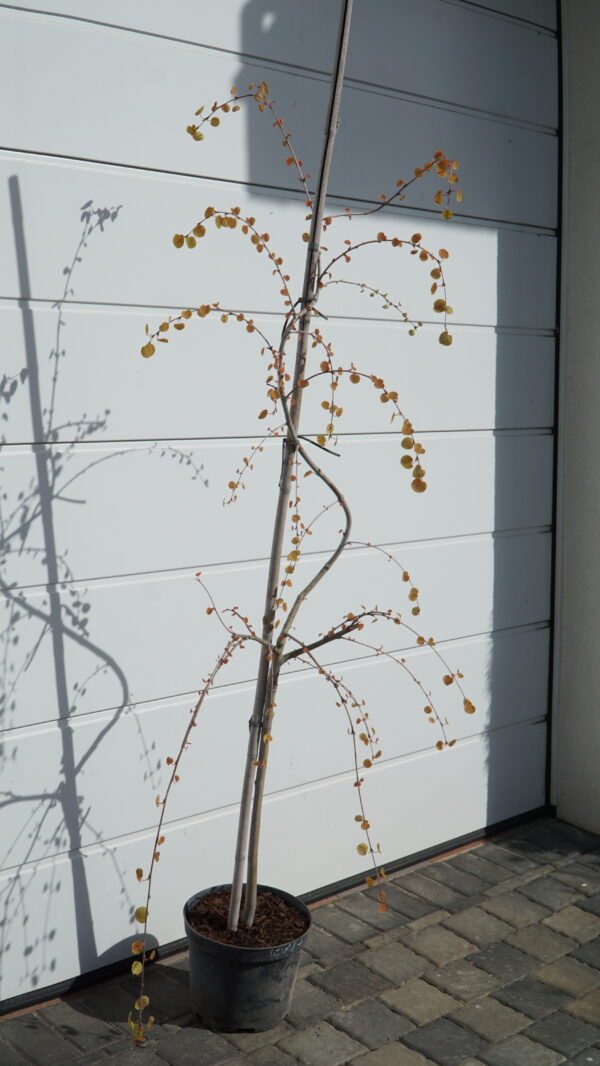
[
  {"xmin": 0, "ymin": 620, "xmax": 550, "ymax": 736},
  {"xmin": 0, "ymin": 714, "xmax": 548, "ymax": 873},
  {"xmin": 2, "ymin": 6, "xmax": 557, "ymax": 132},
  {"xmin": 0, "ymin": 146, "xmax": 558, "ymax": 237},
  {"xmin": 449, "ymin": 0, "xmax": 557, "ymax": 34},
  {"xmin": 1, "ymin": 527, "xmax": 553, "ymax": 594}
]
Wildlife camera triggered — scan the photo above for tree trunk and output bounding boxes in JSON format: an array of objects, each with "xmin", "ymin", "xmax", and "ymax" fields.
[{"xmin": 228, "ymin": 0, "xmax": 354, "ymax": 931}]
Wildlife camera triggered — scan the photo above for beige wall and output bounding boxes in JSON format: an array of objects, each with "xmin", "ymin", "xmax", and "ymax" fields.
[{"xmin": 555, "ymin": 0, "xmax": 600, "ymax": 831}]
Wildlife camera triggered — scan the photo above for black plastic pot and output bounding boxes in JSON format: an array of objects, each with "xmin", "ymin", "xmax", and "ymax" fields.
[{"xmin": 183, "ymin": 883, "xmax": 311, "ymax": 1032}]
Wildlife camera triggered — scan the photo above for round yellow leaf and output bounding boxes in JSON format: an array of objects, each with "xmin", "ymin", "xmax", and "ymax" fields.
[{"xmin": 134, "ymin": 906, "xmax": 148, "ymax": 924}]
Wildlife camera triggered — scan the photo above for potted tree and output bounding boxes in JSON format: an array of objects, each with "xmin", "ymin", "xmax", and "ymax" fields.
[{"xmin": 129, "ymin": 0, "xmax": 472, "ymax": 1038}]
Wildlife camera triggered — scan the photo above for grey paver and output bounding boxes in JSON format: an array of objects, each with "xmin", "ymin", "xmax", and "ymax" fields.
[
  {"xmin": 574, "ymin": 936, "xmax": 600, "ymax": 968},
  {"xmin": 36, "ymin": 1000, "xmax": 122, "ymax": 1053},
  {"xmin": 479, "ymin": 1033, "xmax": 566, "ymax": 1065},
  {"xmin": 579, "ymin": 848, "xmax": 600, "ymax": 871},
  {"xmin": 525, "ymin": 1010, "xmax": 600, "ymax": 1056},
  {"xmin": 564, "ymin": 987, "xmax": 600, "ymax": 1024},
  {"xmin": 442, "ymin": 906, "xmax": 513, "ymax": 948},
  {"xmin": 304, "ymin": 925, "xmax": 358, "ymax": 965},
  {"xmin": 278, "ymin": 1020, "xmax": 364, "ymax": 1065},
  {"xmin": 397, "ymin": 924, "xmax": 473, "ymax": 966},
  {"xmin": 475, "ymin": 842, "xmax": 541, "ymax": 876},
  {"xmin": 449, "ymin": 996, "xmax": 530, "ymax": 1041},
  {"xmin": 94, "ymin": 1047, "xmax": 166, "ymax": 1065},
  {"xmin": 226, "ymin": 1021, "xmax": 294, "ymax": 1052},
  {"xmin": 403, "ymin": 1016, "xmax": 489, "ymax": 1065},
  {"xmin": 481, "ymin": 891, "xmax": 551, "ymax": 928},
  {"xmin": 543, "ymin": 905, "xmax": 600, "ymax": 943},
  {"xmin": 569, "ymin": 1050, "xmax": 600, "ymax": 1066},
  {"xmin": 493, "ymin": 975, "xmax": 574, "ymax": 1019},
  {"xmin": 469, "ymin": 941, "xmax": 537, "ymax": 981},
  {"xmin": 331, "ymin": 998, "xmax": 414, "ymax": 1048},
  {"xmin": 233, "ymin": 1048, "xmax": 298, "ymax": 1066},
  {"xmin": 420, "ymin": 861, "xmax": 488, "ymax": 898},
  {"xmin": 517, "ymin": 875, "xmax": 584, "ymax": 911},
  {"xmin": 397, "ymin": 873, "xmax": 469, "ymax": 912},
  {"xmin": 150, "ymin": 1026, "xmax": 236, "ymax": 1065},
  {"xmin": 449, "ymin": 851, "xmax": 515, "ymax": 886},
  {"xmin": 536, "ymin": 956, "xmax": 600, "ymax": 996},
  {"xmin": 553, "ymin": 862, "xmax": 600, "ymax": 896},
  {"xmin": 361, "ymin": 943, "xmax": 429, "ymax": 984},
  {"xmin": 380, "ymin": 978, "xmax": 459, "ymax": 1024},
  {"xmin": 353, "ymin": 1046, "xmax": 436, "ymax": 1066},
  {"xmin": 309, "ymin": 958, "xmax": 390, "ymax": 1004},
  {"xmin": 285, "ymin": 979, "xmax": 338, "ymax": 1027},
  {"xmin": 504, "ymin": 923, "xmax": 576, "ymax": 962},
  {"xmin": 0, "ymin": 1015, "xmax": 80, "ymax": 1065},
  {"xmin": 373, "ymin": 883, "xmax": 439, "ymax": 921},
  {"xmin": 312, "ymin": 903, "xmax": 378, "ymax": 943},
  {"xmin": 426, "ymin": 959, "xmax": 502, "ymax": 1001},
  {"xmin": 0, "ymin": 1039, "xmax": 33, "ymax": 1066},
  {"xmin": 337, "ymin": 892, "xmax": 411, "ymax": 931},
  {"xmin": 578, "ymin": 894, "xmax": 600, "ymax": 917}
]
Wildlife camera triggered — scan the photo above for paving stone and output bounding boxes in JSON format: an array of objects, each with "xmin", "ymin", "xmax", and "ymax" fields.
[
  {"xmin": 361, "ymin": 943, "xmax": 430, "ymax": 984},
  {"xmin": 499, "ymin": 824, "xmax": 581, "ymax": 865},
  {"xmin": 517, "ymin": 875, "xmax": 584, "ymax": 911},
  {"xmin": 469, "ymin": 941, "xmax": 538, "ymax": 981},
  {"xmin": 353, "ymin": 1046, "xmax": 436, "ymax": 1066},
  {"xmin": 479, "ymin": 1033, "xmax": 566, "ymax": 1065},
  {"xmin": 449, "ymin": 996, "xmax": 530, "ymax": 1041},
  {"xmin": 525, "ymin": 1010, "xmax": 600, "ymax": 1056},
  {"xmin": 312, "ymin": 903, "xmax": 378, "ymax": 944},
  {"xmin": 380, "ymin": 979, "xmax": 459, "ymax": 1025},
  {"xmin": 504, "ymin": 923, "xmax": 576, "ymax": 962},
  {"xmin": 420, "ymin": 861, "xmax": 489, "ymax": 898},
  {"xmin": 426, "ymin": 959, "xmax": 502, "ymax": 1001},
  {"xmin": 226, "ymin": 1021, "xmax": 294, "ymax": 1052},
  {"xmin": 403, "ymin": 1016, "xmax": 489, "ymax": 1065},
  {"xmin": 77, "ymin": 983, "xmax": 143, "ymax": 1029},
  {"xmin": 536, "ymin": 956, "xmax": 600, "ymax": 997},
  {"xmin": 574, "ymin": 936, "xmax": 600, "ymax": 969},
  {"xmin": 364, "ymin": 912, "xmax": 448, "ymax": 951},
  {"xmin": 579, "ymin": 849, "xmax": 600, "ymax": 871},
  {"xmin": 493, "ymin": 976, "xmax": 574, "ymax": 1019},
  {"xmin": 449, "ymin": 851, "xmax": 515, "ymax": 886},
  {"xmin": 0, "ymin": 1038, "xmax": 33, "ymax": 1066},
  {"xmin": 0, "ymin": 1014, "xmax": 80, "ymax": 1065},
  {"xmin": 373, "ymin": 883, "xmax": 439, "ymax": 921},
  {"xmin": 331, "ymin": 998, "xmax": 415, "ymax": 1048},
  {"xmin": 97, "ymin": 1047, "xmax": 167, "ymax": 1065},
  {"xmin": 337, "ymin": 892, "xmax": 411, "ymax": 931},
  {"xmin": 578, "ymin": 895, "xmax": 600, "ymax": 917},
  {"xmin": 309, "ymin": 958, "xmax": 390, "ymax": 1005},
  {"xmin": 285, "ymin": 979, "xmax": 338, "ymax": 1027},
  {"xmin": 569, "ymin": 1049, "xmax": 600, "ymax": 1065},
  {"xmin": 278, "ymin": 1020, "xmax": 364, "ymax": 1065},
  {"xmin": 533, "ymin": 820, "xmax": 600, "ymax": 854},
  {"xmin": 442, "ymin": 907, "xmax": 513, "ymax": 948},
  {"xmin": 475, "ymin": 842, "xmax": 542, "ymax": 876},
  {"xmin": 543, "ymin": 906, "xmax": 600, "ymax": 944},
  {"xmin": 37, "ymin": 1000, "xmax": 122, "ymax": 1053},
  {"xmin": 553, "ymin": 862, "xmax": 600, "ymax": 896},
  {"xmin": 397, "ymin": 924, "xmax": 473, "ymax": 966},
  {"xmin": 232, "ymin": 1048, "xmax": 297, "ymax": 1066},
  {"xmin": 150, "ymin": 1026, "xmax": 236, "ymax": 1065},
  {"xmin": 304, "ymin": 925, "xmax": 358, "ymax": 965},
  {"xmin": 564, "ymin": 988, "xmax": 600, "ymax": 1024},
  {"xmin": 481, "ymin": 891, "xmax": 551, "ymax": 928},
  {"xmin": 397, "ymin": 873, "xmax": 470, "ymax": 912}
]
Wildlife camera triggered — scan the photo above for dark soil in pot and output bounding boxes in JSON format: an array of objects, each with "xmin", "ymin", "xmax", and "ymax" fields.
[{"xmin": 186, "ymin": 886, "xmax": 309, "ymax": 947}]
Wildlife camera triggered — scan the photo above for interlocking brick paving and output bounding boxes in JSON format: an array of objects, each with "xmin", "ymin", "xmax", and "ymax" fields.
[{"xmin": 3, "ymin": 818, "xmax": 600, "ymax": 1066}]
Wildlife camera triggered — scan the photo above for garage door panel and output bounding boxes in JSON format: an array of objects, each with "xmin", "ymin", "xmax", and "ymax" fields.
[
  {"xmin": 0, "ymin": 305, "xmax": 555, "ymax": 444},
  {"xmin": 1, "ymin": 156, "xmax": 556, "ymax": 330},
  {"xmin": 1, "ymin": 532, "xmax": 551, "ymax": 731}
]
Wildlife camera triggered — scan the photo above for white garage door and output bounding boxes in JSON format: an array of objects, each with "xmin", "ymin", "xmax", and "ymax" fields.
[{"xmin": 0, "ymin": 0, "xmax": 558, "ymax": 1005}]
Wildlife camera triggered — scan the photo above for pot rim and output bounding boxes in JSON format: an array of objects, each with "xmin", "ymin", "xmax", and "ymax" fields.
[{"xmin": 184, "ymin": 882, "xmax": 311, "ymax": 960}]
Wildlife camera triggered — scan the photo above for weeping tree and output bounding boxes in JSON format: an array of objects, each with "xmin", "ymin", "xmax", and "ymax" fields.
[{"xmin": 130, "ymin": 0, "xmax": 472, "ymax": 1040}]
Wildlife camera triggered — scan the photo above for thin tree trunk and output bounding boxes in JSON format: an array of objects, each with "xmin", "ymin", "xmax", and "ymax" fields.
[{"xmin": 228, "ymin": 0, "xmax": 354, "ymax": 931}]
